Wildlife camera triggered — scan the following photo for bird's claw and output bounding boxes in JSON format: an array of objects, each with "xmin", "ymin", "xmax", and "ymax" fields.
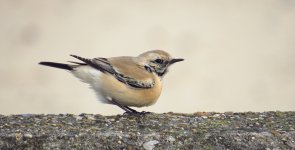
[{"xmin": 123, "ymin": 111, "xmax": 151, "ymax": 115}]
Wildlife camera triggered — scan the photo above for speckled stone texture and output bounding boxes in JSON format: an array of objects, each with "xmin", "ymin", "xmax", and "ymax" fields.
[{"xmin": 0, "ymin": 112, "xmax": 294, "ymax": 149}]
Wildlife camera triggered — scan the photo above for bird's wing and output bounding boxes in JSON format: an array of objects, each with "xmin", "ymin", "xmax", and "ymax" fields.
[
  {"xmin": 70, "ymin": 55, "xmax": 155, "ymax": 89},
  {"xmin": 70, "ymin": 55, "xmax": 117, "ymax": 74}
]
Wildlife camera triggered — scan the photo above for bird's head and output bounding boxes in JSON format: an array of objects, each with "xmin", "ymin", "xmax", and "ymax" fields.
[{"xmin": 138, "ymin": 50, "xmax": 184, "ymax": 77}]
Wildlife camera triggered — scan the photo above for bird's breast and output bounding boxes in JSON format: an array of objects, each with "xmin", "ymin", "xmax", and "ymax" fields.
[{"xmin": 100, "ymin": 73, "xmax": 162, "ymax": 107}]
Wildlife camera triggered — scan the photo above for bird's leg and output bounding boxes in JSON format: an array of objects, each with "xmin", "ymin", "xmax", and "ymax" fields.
[
  {"xmin": 124, "ymin": 106, "xmax": 151, "ymax": 115},
  {"xmin": 123, "ymin": 106, "xmax": 139, "ymax": 113},
  {"xmin": 110, "ymin": 100, "xmax": 133, "ymax": 113},
  {"xmin": 110, "ymin": 99, "xmax": 150, "ymax": 115}
]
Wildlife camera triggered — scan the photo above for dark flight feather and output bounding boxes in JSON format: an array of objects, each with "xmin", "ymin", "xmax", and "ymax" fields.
[{"xmin": 39, "ymin": 62, "xmax": 73, "ymax": 70}]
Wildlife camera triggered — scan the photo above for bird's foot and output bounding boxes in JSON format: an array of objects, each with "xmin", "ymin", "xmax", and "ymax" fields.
[
  {"xmin": 139, "ymin": 111, "xmax": 151, "ymax": 115},
  {"xmin": 123, "ymin": 111, "xmax": 151, "ymax": 115}
]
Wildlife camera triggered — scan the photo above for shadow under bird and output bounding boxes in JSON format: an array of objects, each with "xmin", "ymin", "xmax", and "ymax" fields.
[{"xmin": 39, "ymin": 50, "xmax": 184, "ymax": 114}]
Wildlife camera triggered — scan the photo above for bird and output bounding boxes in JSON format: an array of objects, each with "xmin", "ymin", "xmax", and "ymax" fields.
[{"xmin": 39, "ymin": 50, "xmax": 184, "ymax": 114}]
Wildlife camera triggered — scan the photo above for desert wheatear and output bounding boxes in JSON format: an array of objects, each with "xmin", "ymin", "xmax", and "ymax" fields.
[{"xmin": 39, "ymin": 50, "xmax": 183, "ymax": 114}]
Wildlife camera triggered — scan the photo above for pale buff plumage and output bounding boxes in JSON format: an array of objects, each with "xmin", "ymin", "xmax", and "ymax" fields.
[{"xmin": 39, "ymin": 50, "xmax": 183, "ymax": 114}]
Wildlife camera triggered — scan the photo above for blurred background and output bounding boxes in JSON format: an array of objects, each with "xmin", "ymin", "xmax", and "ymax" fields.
[{"xmin": 0, "ymin": 0, "xmax": 294, "ymax": 115}]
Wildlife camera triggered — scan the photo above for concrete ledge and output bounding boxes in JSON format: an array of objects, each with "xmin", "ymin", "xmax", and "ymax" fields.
[{"xmin": 0, "ymin": 112, "xmax": 294, "ymax": 149}]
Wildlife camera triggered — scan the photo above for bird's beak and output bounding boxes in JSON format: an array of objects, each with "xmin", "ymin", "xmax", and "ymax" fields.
[{"xmin": 169, "ymin": 58, "xmax": 184, "ymax": 65}]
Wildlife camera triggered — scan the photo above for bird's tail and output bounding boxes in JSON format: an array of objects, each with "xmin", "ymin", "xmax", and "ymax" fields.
[{"xmin": 39, "ymin": 62, "xmax": 73, "ymax": 70}]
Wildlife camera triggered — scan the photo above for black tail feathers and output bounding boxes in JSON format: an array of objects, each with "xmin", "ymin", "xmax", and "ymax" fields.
[{"xmin": 39, "ymin": 62, "xmax": 73, "ymax": 70}]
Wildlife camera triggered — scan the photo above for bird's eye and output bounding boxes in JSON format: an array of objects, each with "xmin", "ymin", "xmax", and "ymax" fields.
[{"xmin": 155, "ymin": 59, "xmax": 164, "ymax": 64}]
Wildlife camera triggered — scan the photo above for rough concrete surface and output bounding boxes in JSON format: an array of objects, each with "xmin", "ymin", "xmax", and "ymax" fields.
[{"xmin": 0, "ymin": 112, "xmax": 294, "ymax": 149}]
